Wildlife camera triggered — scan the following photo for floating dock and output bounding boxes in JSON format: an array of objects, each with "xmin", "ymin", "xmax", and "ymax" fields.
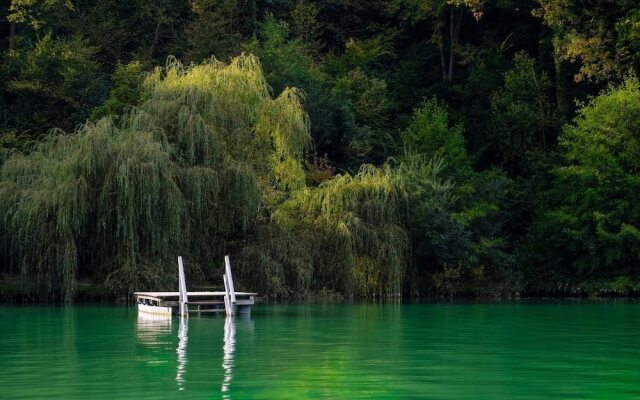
[
  {"xmin": 134, "ymin": 291, "xmax": 257, "ymax": 315},
  {"xmin": 134, "ymin": 255, "xmax": 256, "ymax": 316}
]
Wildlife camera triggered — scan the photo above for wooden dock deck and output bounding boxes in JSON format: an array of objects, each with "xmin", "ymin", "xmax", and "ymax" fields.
[
  {"xmin": 134, "ymin": 291, "xmax": 257, "ymax": 315},
  {"xmin": 134, "ymin": 255, "xmax": 257, "ymax": 316}
]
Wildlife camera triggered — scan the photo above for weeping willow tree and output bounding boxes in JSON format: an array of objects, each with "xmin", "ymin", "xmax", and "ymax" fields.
[
  {"xmin": 0, "ymin": 54, "xmax": 310, "ymax": 300},
  {"xmin": 240, "ymin": 162, "xmax": 419, "ymax": 297},
  {"xmin": 296, "ymin": 165, "xmax": 408, "ymax": 296},
  {"xmin": 236, "ymin": 154, "xmax": 458, "ymax": 298}
]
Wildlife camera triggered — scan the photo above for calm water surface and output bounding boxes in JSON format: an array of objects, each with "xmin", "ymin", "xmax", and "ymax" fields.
[{"xmin": 0, "ymin": 301, "xmax": 638, "ymax": 399}]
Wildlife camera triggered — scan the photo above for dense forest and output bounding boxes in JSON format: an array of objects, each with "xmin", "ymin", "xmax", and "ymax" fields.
[{"xmin": 0, "ymin": 0, "xmax": 638, "ymax": 301}]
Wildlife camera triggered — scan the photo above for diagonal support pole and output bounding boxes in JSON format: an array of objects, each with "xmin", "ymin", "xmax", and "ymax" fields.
[
  {"xmin": 223, "ymin": 273, "xmax": 234, "ymax": 316},
  {"xmin": 224, "ymin": 255, "xmax": 236, "ymax": 304},
  {"xmin": 178, "ymin": 256, "xmax": 189, "ymax": 316}
]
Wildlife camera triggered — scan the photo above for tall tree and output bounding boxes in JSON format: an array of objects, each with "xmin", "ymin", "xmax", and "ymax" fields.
[
  {"xmin": 0, "ymin": 54, "xmax": 310, "ymax": 299},
  {"xmin": 534, "ymin": 0, "xmax": 640, "ymax": 83},
  {"xmin": 2, "ymin": 33, "xmax": 107, "ymax": 136},
  {"xmin": 525, "ymin": 79, "xmax": 640, "ymax": 284},
  {"xmin": 487, "ymin": 52, "xmax": 558, "ymax": 175},
  {"xmin": 187, "ymin": 0, "xmax": 251, "ymax": 61},
  {"xmin": 80, "ymin": 0, "xmax": 190, "ymax": 65},
  {"xmin": 7, "ymin": 0, "xmax": 75, "ymax": 34},
  {"xmin": 389, "ymin": 0, "xmax": 485, "ymax": 82}
]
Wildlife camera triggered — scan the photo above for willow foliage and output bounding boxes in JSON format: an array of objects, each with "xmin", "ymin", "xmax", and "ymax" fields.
[
  {"xmin": 237, "ymin": 163, "xmax": 409, "ymax": 297},
  {"xmin": 242, "ymin": 158, "xmax": 451, "ymax": 298},
  {"xmin": 0, "ymin": 54, "xmax": 310, "ymax": 300},
  {"xmin": 298, "ymin": 164, "xmax": 409, "ymax": 297}
]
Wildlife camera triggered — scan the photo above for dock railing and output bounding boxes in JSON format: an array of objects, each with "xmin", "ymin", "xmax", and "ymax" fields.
[
  {"xmin": 223, "ymin": 255, "xmax": 236, "ymax": 316},
  {"xmin": 135, "ymin": 255, "xmax": 255, "ymax": 316},
  {"xmin": 178, "ymin": 256, "xmax": 189, "ymax": 316}
]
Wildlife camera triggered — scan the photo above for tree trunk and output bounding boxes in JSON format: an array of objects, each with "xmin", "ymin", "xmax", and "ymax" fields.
[
  {"xmin": 448, "ymin": 10, "xmax": 454, "ymax": 82},
  {"xmin": 446, "ymin": 8, "xmax": 464, "ymax": 82},
  {"xmin": 249, "ymin": 0, "xmax": 257, "ymax": 35},
  {"xmin": 440, "ymin": 44, "xmax": 447, "ymax": 80},
  {"xmin": 532, "ymin": 69, "xmax": 547, "ymax": 150},
  {"xmin": 553, "ymin": 36, "xmax": 567, "ymax": 119},
  {"xmin": 149, "ymin": 19, "xmax": 161, "ymax": 57},
  {"xmin": 9, "ymin": 21, "xmax": 16, "ymax": 50}
]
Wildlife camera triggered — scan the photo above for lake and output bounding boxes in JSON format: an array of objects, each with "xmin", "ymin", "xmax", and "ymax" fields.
[{"xmin": 0, "ymin": 301, "xmax": 638, "ymax": 399}]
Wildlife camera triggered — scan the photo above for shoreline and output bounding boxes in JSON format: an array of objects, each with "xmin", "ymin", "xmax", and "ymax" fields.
[
  {"xmin": 2, "ymin": 273, "xmax": 639, "ymax": 303},
  {"xmin": 1, "ymin": 283, "xmax": 638, "ymax": 305}
]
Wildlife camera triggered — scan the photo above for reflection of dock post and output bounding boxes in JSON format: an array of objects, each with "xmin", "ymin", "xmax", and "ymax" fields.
[
  {"xmin": 223, "ymin": 274, "xmax": 234, "ymax": 316},
  {"xmin": 176, "ymin": 316, "xmax": 188, "ymax": 390},
  {"xmin": 221, "ymin": 316, "xmax": 236, "ymax": 397},
  {"xmin": 178, "ymin": 256, "xmax": 189, "ymax": 316}
]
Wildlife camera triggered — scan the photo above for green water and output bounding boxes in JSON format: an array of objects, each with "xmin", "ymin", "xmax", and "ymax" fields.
[{"xmin": 0, "ymin": 302, "xmax": 639, "ymax": 399}]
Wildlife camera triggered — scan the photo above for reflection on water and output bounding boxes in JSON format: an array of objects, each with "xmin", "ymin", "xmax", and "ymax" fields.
[
  {"xmin": 2, "ymin": 303, "xmax": 640, "ymax": 399},
  {"xmin": 221, "ymin": 317, "xmax": 236, "ymax": 398},
  {"xmin": 135, "ymin": 311, "xmax": 250, "ymax": 397},
  {"xmin": 176, "ymin": 316, "xmax": 188, "ymax": 391},
  {"xmin": 136, "ymin": 312, "xmax": 172, "ymax": 345}
]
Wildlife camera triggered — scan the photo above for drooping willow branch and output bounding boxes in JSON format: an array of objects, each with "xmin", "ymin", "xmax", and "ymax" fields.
[{"xmin": 0, "ymin": 54, "xmax": 310, "ymax": 300}]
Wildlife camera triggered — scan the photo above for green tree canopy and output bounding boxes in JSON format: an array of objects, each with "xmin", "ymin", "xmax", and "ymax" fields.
[
  {"xmin": 525, "ymin": 79, "xmax": 640, "ymax": 283},
  {"xmin": 0, "ymin": 54, "xmax": 310, "ymax": 300},
  {"xmin": 2, "ymin": 33, "xmax": 107, "ymax": 136}
]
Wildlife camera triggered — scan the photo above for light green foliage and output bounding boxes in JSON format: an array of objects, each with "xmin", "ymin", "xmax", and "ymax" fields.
[
  {"xmin": 275, "ymin": 163, "xmax": 409, "ymax": 297},
  {"xmin": 558, "ymin": 79, "xmax": 639, "ymax": 273},
  {"xmin": 143, "ymin": 55, "xmax": 310, "ymax": 191},
  {"xmin": 526, "ymin": 79, "xmax": 640, "ymax": 282},
  {"xmin": 239, "ymin": 149, "xmax": 471, "ymax": 298},
  {"xmin": 561, "ymin": 80, "xmax": 640, "ymax": 178},
  {"xmin": 402, "ymin": 98, "xmax": 470, "ymax": 180},
  {"xmin": 0, "ymin": 54, "xmax": 310, "ymax": 299}
]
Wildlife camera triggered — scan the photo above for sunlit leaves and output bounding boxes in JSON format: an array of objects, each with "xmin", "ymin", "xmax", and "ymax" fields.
[{"xmin": 0, "ymin": 54, "xmax": 310, "ymax": 299}]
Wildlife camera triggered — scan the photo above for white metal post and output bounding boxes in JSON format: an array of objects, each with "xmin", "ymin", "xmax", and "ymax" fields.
[
  {"xmin": 224, "ymin": 255, "xmax": 236, "ymax": 304},
  {"xmin": 178, "ymin": 256, "xmax": 188, "ymax": 316},
  {"xmin": 223, "ymin": 273, "xmax": 234, "ymax": 316}
]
